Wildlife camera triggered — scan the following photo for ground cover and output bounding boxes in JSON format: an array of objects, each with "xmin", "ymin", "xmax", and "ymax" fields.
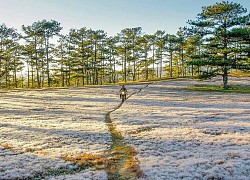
[
  {"xmin": 112, "ymin": 77, "xmax": 250, "ymax": 179},
  {"xmin": 0, "ymin": 77, "xmax": 249, "ymax": 179}
]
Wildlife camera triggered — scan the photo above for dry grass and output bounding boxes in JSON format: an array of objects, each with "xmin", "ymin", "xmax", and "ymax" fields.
[
  {"xmin": 63, "ymin": 153, "xmax": 109, "ymax": 170},
  {"xmin": 35, "ymin": 150, "xmax": 50, "ymax": 156},
  {"xmin": 107, "ymin": 145, "xmax": 143, "ymax": 179},
  {"xmin": 230, "ymin": 70, "xmax": 250, "ymax": 77},
  {"xmin": 24, "ymin": 147, "xmax": 35, "ymax": 153},
  {"xmin": 62, "ymin": 148, "xmax": 142, "ymax": 178},
  {"xmin": 2, "ymin": 143, "xmax": 14, "ymax": 150}
]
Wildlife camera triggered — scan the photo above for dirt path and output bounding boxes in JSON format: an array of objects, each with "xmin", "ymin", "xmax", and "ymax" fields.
[{"xmin": 105, "ymin": 84, "xmax": 150, "ymax": 179}]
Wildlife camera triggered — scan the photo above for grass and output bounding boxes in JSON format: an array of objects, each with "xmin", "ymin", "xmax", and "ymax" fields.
[
  {"xmin": 33, "ymin": 166, "xmax": 82, "ymax": 179},
  {"xmin": 63, "ymin": 153, "xmax": 108, "ymax": 170},
  {"xmin": 230, "ymin": 70, "xmax": 250, "ymax": 77},
  {"xmin": 2, "ymin": 143, "xmax": 14, "ymax": 150},
  {"xmin": 187, "ymin": 85, "xmax": 250, "ymax": 93}
]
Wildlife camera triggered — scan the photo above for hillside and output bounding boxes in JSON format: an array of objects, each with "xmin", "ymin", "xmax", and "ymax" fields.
[{"xmin": 0, "ymin": 77, "xmax": 249, "ymax": 179}]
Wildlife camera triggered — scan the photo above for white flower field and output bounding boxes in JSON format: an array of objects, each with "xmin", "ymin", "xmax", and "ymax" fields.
[{"xmin": 0, "ymin": 77, "xmax": 249, "ymax": 179}]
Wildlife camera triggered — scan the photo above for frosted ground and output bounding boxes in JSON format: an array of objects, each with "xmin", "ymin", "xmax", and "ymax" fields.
[
  {"xmin": 0, "ymin": 77, "xmax": 249, "ymax": 179},
  {"xmin": 0, "ymin": 86, "xmax": 121, "ymax": 179},
  {"xmin": 112, "ymin": 77, "xmax": 250, "ymax": 179}
]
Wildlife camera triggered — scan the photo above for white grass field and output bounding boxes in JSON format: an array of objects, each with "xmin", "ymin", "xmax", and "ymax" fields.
[{"xmin": 0, "ymin": 77, "xmax": 249, "ymax": 179}]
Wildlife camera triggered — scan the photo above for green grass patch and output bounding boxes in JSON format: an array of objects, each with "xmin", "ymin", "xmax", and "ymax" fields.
[
  {"xmin": 33, "ymin": 167, "xmax": 82, "ymax": 179},
  {"xmin": 187, "ymin": 85, "xmax": 250, "ymax": 93}
]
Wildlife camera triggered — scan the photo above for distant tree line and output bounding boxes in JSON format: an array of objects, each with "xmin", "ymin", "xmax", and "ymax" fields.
[{"xmin": 0, "ymin": 1, "xmax": 249, "ymax": 89}]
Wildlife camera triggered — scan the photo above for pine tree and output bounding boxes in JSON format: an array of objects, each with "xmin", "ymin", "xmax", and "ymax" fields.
[{"xmin": 188, "ymin": 1, "xmax": 250, "ymax": 89}]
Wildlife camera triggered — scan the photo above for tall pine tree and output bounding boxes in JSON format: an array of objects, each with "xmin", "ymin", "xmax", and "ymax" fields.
[{"xmin": 188, "ymin": 1, "xmax": 250, "ymax": 89}]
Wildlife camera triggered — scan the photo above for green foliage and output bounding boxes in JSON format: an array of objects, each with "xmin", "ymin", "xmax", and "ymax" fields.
[
  {"xmin": 33, "ymin": 167, "xmax": 81, "ymax": 179},
  {"xmin": 187, "ymin": 1, "xmax": 250, "ymax": 88},
  {"xmin": 0, "ymin": 1, "xmax": 250, "ymax": 89},
  {"xmin": 187, "ymin": 84, "xmax": 250, "ymax": 93},
  {"xmin": 198, "ymin": 69, "xmax": 218, "ymax": 80}
]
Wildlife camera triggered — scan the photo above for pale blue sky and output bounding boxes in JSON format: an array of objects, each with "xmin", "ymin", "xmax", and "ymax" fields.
[{"xmin": 0, "ymin": 0, "xmax": 249, "ymax": 36}]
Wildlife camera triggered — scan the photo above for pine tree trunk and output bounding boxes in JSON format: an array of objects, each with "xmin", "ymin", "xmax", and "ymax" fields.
[
  {"xmin": 223, "ymin": 66, "xmax": 228, "ymax": 90},
  {"xmin": 170, "ymin": 50, "xmax": 173, "ymax": 78},
  {"xmin": 152, "ymin": 45, "xmax": 155, "ymax": 79},
  {"xmin": 160, "ymin": 51, "xmax": 163, "ymax": 79},
  {"xmin": 35, "ymin": 37, "xmax": 40, "ymax": 88},
  {"xmin": 27, "ymin": 59, "xmax": 30, "ymax": 88},
  {"xmin": 31, "ymin": 67, "xmax": 34, "ymax": 88},
  {"xmin": 45, "ymin": 38, "xmax": 50, "ymax": 87},
  {"xmin": 82, "ymin": 68, "xmax": 85, "ymax": 86},
  {"xmin": 124, "ymin": 46, "xmax": 127, "ymax": 82}
]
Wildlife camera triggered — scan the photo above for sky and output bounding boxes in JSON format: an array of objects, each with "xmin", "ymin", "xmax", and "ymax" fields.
[{"xmin": 0, "ymin": 0, "xmax": 250, "ymax": 37}]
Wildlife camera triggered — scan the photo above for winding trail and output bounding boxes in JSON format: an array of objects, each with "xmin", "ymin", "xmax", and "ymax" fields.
[{"xmin": 105, "ymin": 84, "xmax": 150, "ymax": 180}]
